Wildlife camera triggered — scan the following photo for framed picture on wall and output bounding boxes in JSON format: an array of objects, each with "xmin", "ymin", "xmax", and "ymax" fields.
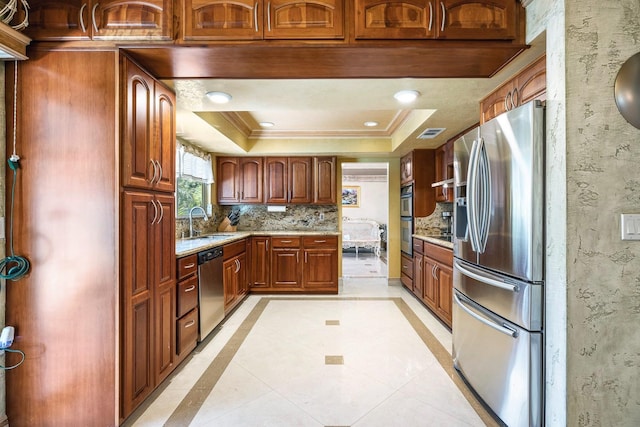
[{"xmin": 342, "ymin": 186, "xmax": 360, "ymax": 207}]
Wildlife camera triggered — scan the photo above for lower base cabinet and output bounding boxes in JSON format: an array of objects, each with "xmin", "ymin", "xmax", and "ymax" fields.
[
  {"xmin": 223, "ymin": 239, "xmax": 248, "ymax": 313},
  {"xmin": 251, "ymin": 235, "xmax": 338, "ymax": 293},
  {"xmin": 175, "ymin": 254, "xmax": 199, "ymax": 364},
  {"xmin": 404, "ymin": 239, "xmax": 453, "ymax": 328}
]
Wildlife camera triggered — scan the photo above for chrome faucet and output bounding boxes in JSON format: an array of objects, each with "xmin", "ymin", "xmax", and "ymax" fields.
[{"xmin": 188, "ymin": 206, "xmax": 209, "ymax": 238}]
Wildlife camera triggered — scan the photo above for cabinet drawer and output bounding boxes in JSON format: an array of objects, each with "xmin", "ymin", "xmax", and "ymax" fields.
[
  {"xmin": 412, "ymin": 238, "xmax": 424, "ymax": 255},
  {"xmin": 302, "ymin": 236, "xmax": 337, "ymax": 248},
  {"xmin": 272, "ymin": 236, "xmax": 301, "ymax": 248},
  {"xmin": 224, "ymin": 239, "xmax": 247, "ymax": 260},
  {"xmin": 177, "ymin": 275, "xmax": 199, "ymax": 318},
  {"xmin": 177, "ymin": 308, "xmax": 199, "ymax": 355},
  {"xmin": 177, "ymin": 254, "xmax": 197, "ymax": 280},
  {"xmin": 401, "ymin": 254, "xmax": 414, "ymax": 279},
  {"xmin": 424, "ymin": 242, "xmax": 453, "ymax": 266}
]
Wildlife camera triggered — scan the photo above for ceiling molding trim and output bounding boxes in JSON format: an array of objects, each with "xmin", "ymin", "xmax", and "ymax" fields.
[{"xmin": 220, "ymin": 111, "xmax": 253, "ymax": 137}]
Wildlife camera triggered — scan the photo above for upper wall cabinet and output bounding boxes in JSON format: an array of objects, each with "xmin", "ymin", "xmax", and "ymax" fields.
[
  {"xmin": 22, "ymin": 0, "xmax": 173, "ymax": 41},
  {"xmin": 217, "ymin": 157, "xmax": 264, "ymax": 205},
  {"xmin": 182, "ymin": 0, "xmax": 344, "ymax": 41},
  {"xmin": 355, "ymin": 0, "xmax": 516, "ymax": 40},
  {"xmin": 480, "ymin": 54, "xmax": 545, "ymax": 123},
  {"xmin": 121, "ymin": 58, "xmax": 176, "ymax": 193}
]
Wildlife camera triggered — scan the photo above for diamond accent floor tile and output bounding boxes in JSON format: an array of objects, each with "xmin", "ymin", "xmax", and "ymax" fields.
[{"xmin": 324, "ymin": 355, "xmax": 344, "ymax": 365}]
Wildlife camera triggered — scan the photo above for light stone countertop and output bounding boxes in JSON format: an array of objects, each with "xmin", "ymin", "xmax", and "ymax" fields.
[
  {"xmin": 412, "ymin": 234, "xmax": 454, "ymax": 250},
  {"xmin": 176, "ymin": 230, "xmax": 340, "ymax": 257}
]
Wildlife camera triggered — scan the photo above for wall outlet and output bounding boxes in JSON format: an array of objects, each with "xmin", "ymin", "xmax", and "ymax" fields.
[{"xmin": 319, "ymin": 213, "xmax": 325, "ymax": 221}]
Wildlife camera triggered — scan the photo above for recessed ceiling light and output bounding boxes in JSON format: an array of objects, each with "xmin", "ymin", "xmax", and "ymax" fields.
[
  {"xmin": 259, "ymin": 122, "xmax": 275, "ymax": 128},
  {"xmin": 364, "ymin": 121, "xmax": 379, "ymax": 127},
  {"xmin": 206, "ymin": 91, "xmax": 232, "ymax": 104},
  {"xmin": 394, "ymin": 90, "xmax": 420, "ymax": 103}
]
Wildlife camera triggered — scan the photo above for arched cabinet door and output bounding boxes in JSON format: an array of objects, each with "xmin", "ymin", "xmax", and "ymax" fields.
[{"xmin": 437, "ymin": 0, "xmax": 517, "ymax": 40}]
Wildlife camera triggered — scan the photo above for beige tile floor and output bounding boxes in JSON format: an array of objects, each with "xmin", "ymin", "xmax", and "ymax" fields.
[
  {"xmin": 126, "ymin": 276, "xmax": 497, "ymax": 427},
  {"xmin": 341, "ymin": 250, "xmax": 388, "ymax": 278}
]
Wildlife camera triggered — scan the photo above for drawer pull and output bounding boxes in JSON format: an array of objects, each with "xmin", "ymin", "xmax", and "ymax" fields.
[
  {"xmin": 184, "ymin": 320, "xmax": 195, "ymax": 328},
  {"xmin": 184, "ymin": 285, "xmax": 196, "ymax": 292},
  {"xmin": 314, "ymin": 240, "xmax": 326, "ymax": 243},
  {"xmin": 280, "ymin": 240, "xmax": 292, "ymax": 243},
  {"xmin": 184, "ymin": 263, "xmax": 195, "ymax": 269}
]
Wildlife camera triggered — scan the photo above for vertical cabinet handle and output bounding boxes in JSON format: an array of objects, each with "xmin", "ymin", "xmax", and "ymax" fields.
[
  {"xmin": 235, "ymin": 259, "xmax": 240, "ymax": 273},
  {"xmin": 155, "ymin": 160, "xmax": 163, "ymax": 183},
  {"xmin": 91, "ymin": 3, "xmax": 99, "ymax": 33},
  {"xmin": 305, "ymin": 252, "xmax": 308, "ymax": 263},
  {"xmin": 149, "ymin": 160, "xmax": 158, "ymax": 184},
  {"xmin": 440, "ymin": 2, "xmax": 445, "ymax": 32},
  {"xmin": 156, "ymin": 199, "xmax": 164, "ymax": 224},
  {"xmin": 254, "ymin": 2, "xmax": 259, "ymax": 32},
  {"xmin": 267, "ymin": 2, "xmax": 272, "ymax": 31},
  {"xmin": 79, "ymin": 3, "xmax": 88, "ymax": 33},
  {"xmin": 150, "ymin": 199, "xmax": 159, "ymax": 224},
  {"xmin": 296, "ymin": 251, "xmax": 299, "ymax": 263},
  {"xmin": 428, "ymin": 2, "xmax": 433, "ymax": 31},
  {"xmin": 511, "ymin": 87, "xmax": 519, "ymax": 109},
  {"xmin": 266, "ymin": 239, "xmax": 269, "ymax": 251}
]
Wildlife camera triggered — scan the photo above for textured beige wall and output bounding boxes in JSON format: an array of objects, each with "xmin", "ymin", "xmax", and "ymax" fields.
[{"xmin": 564, "ymin": 1, "xmax": 640, "ymax": 424}]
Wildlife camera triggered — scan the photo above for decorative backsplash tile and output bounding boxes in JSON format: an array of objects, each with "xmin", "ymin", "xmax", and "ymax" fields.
[{"xmin": 415, "ymin": 202, "xmax": 453, "ymax": 236}]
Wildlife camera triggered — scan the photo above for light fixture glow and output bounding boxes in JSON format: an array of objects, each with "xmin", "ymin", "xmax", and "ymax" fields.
[
  {"xmin": 206, "ymin": 91, "xmax": 232, "ymax": 104},
  {"xmin": 393, "ymin": 90, "xmax": 420, "ymax": 103},
  {"xmin": 259, "ymin": 122, "xmax": 275, "ymax": 128},
  {"xmin": 364, "ymin": 121, "xmax": 379, "ymax": 127}
]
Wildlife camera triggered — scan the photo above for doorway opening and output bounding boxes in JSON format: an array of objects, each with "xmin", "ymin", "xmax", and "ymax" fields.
[{"xmin": 341, "ymin": 162, "xmax": 389, "ymax": 279}]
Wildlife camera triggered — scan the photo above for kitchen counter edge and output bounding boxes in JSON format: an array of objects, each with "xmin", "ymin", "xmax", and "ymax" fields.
[
  {"xmin": 412, "ymin": 234, "xmax": 454, "ymax": 250},
  {"xmin": 176, "ymin": 231, "xmax": 341, "ymax": 257}
]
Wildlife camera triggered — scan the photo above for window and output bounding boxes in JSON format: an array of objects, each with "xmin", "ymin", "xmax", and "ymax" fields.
[
  {"xmin": 177, "ymin": 177, "xmax": 207, "ymax": 218},
  {"xmin": 176, "ymin": 142, "xmax": 214, "ymax": 218}
]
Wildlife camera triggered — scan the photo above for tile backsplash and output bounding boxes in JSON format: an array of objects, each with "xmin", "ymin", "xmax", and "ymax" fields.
[
  {"xmin": 414, "ymin": 202, "xmax": 453, "ymax": 236},
  {"xmin": 176, "ymin": 204, "xmax": 339, "ymax": 238}
]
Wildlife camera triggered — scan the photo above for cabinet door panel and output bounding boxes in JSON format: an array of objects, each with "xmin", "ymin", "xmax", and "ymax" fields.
[
  {"xmin": 240, "ymin": 157, "xmax": 264, "ymax": 203},
  {"xmin": 154, "ymin": 195, "xmax": 176, "ymax": 289},
  {"xmin": 479, "ymin": 82, "xmax": 511, "ymax": 124},
  {"xmin": 154, "ymin": 82, "xmax": 176, "ymax": 193},
  {"xmin": 23, "ymin": 1, "xmax": 91, "ymax": 40},
  {"xmin": 355, "ymin": 0, "xmax": 433, "ymax": 39},
  {"xmin": 266, "ymin": 0, "xmax": 344, "ymax": 39},
  {"xmin": 304, "ymin": 249, "xmax": 337, "ymax": 288},
  {"xmin": 289, "ymin": 157, "xmax": 312, "ymax": 204},
  {"xmin": 183, "ymin": 0, "xmax": 262, "ymax": 40},
  {"xmin": 155, "ymin": 282, "xmax": 175, "ymax": 383},
  {"xmin": 217, "ymin": 157, "xmax": 240, "ymax": 204},
  {"xmin": 93, "ymin": 0, "xmax": 173, "ymax": 40},
  {"xmin": 436, "ymin": 263, "xmax": 453, "ymax": 327},
  {"xmin": 177, "ymin": 308, "xmax": 199, "ymax": 355},
  {"xmin": 423, "ymin": 257, "xmax": 437, "ymax": 310},
  {"xmin": 223, "ymin": 258, "xmax": 238, "ymax": 308},
  {"xmin": 438, "ymin": 0, "xmax": 516, "ymax": 40},
  {"xmin": 250, "ymin": 237, "xmax": 271, "ymax": 288},
  {"xmin": 413, "ymin": 253, "xmax": 424, "ymax": 296},
  {"xmin": 272, "ymin": 250, "xmax": 301, "ymax": 287},
  {"xmin": 314, "ymin": 157, "xmax": 336, "ymax": 204},
  {"xmin": 515, "ymin": 55, "xmax": 546, "ymax": 106},
  {"xmin": 264, "ymin": 157, "xmax": 288, "ymax": 204}
]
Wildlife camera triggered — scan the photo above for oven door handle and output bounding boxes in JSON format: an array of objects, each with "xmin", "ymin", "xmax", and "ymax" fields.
[{"xmin": 454, "ymin": 292, "xmax": 518, "ymax": 338}]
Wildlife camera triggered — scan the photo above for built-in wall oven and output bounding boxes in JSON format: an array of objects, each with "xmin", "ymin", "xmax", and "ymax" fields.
[{"xmin": 400, "ymin": 184, "xmax": 413, "ymax": 256}]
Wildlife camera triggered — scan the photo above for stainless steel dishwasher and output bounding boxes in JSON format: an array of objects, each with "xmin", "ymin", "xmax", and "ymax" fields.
[{"xmin": 197, "ymin": 247, "xmax": 224, "ymax": 341}]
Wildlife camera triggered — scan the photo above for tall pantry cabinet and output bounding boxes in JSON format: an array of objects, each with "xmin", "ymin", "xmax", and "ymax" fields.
[{"xmin": 4, "ymin": 48, "xmax": 176, "ymax": 426}]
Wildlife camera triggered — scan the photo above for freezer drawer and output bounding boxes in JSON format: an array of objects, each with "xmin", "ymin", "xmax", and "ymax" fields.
[
  {"xmin": 453, "ymin": 290, "xmax": 542, "ymax": 427},
  {"xmin": 454, "ymin": 258, "xmax": 543, "ymax": 331}
]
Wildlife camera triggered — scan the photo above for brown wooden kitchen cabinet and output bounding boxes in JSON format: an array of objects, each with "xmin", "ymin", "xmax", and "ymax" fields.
[
  {"xmin": 122, "ymin": 57, "xmax": 176, "ymax": 193},
  {"xmin": 271, "ymin": 237, "xmax": 303, "ymax": 288},
  {"xmin": 400, "ymin": 150, "xmax": 436, "ymax": 217},
  {"xmin": 400, "ymin": 253, "xmax": 414, "ymax": 289},
  {"xmin": 22, "ymin": 0, "xmax": 173, "ymax": 41},
  {"xmin": 355, "ymin": 0, "xmax": 517, "ymax": 40},
  {"xmin": 182, "ymin": 0, "xmax": 344, "ymax": 41},
  {"xmin": 423, "ymin": 241, "xmax": 453, "ymax": 328},
  {"xmin": 175, "ymin": 254, "xmax": 199, "ymax": 365},
  {"xmin": 434, "ymin": 140, "xmax": 453, "ymax": 202},
  {"xmin": 217, "ymin": 157, "xmax": 264, "ymax": 205},
  {"xmin": 121, "ymin": 190, "xmax": 176, "ymax": 416},
  {"xmin": 264, "ymin": 157, "xmax": 312, "ymax": 204},
  {"xmin": 223, "ymin": 239, "xmax": 249, "ymax": 313},
  {"xmin": 480, "ymin": 54, "xmax": 546, "ymax": 123},
  {"xmin": 249, "ymin": 236, "xmax": 271, "ymax": 288},
  {"xmin": 303, "ymin": 236, "xmax": 338, "ymax": 289},
  {"xmin": 314, "ymin": 157, "xmax": 337, "ymax": 204}
]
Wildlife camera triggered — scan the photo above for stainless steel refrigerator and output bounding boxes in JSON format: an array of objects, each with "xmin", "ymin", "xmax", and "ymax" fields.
[{"xmin": 452, "ymin": 100, "xmax": 544, "ymax": 427}]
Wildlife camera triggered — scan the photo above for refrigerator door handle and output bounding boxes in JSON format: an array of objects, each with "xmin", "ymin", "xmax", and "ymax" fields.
[
  {"xmin": 454, "ymin": 292, "xmax": 518, "ymax": 338},
  {"xmin": 467, "ymin": 138, "xmax": 481, "ymax": 252},
  {"xmin": 477, "ymin": 137, "xmax": 491, "ymax": 252},
  {"xmin": 454, "ymin": 259, "xmax": 519, "ymax": 293}
]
